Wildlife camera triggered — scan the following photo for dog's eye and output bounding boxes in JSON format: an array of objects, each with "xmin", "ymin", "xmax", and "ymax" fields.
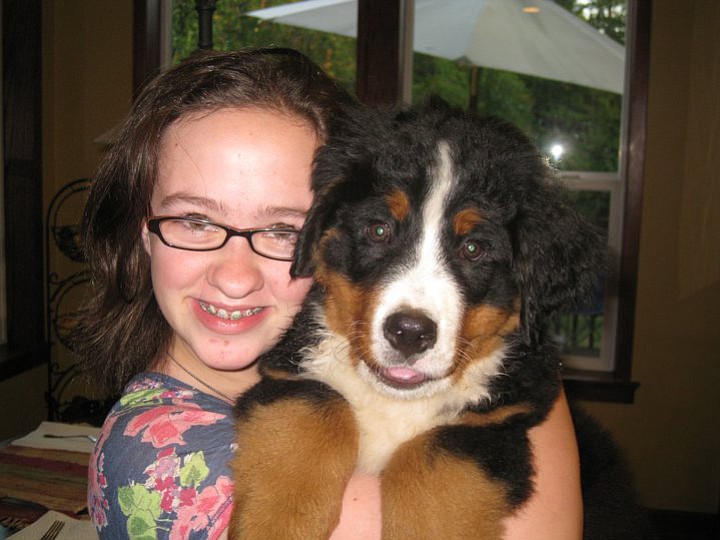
[
  {"xmin": 460, "ymin": 240, "xmax": 483, "ymax": 261},
  {"xmin": 365, "ymin": 222, "xmax": 392, "ymax": 243}
]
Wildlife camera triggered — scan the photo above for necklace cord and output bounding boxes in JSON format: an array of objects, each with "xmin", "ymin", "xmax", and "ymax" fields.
[{"xmin": 167, "ymin": 353, "xmax": 235, "ymax": 403}]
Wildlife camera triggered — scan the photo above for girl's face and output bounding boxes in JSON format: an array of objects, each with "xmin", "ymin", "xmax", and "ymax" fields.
[{"xmin": 143, "ymin": 108, "xmax": 317, "ymax": 393}]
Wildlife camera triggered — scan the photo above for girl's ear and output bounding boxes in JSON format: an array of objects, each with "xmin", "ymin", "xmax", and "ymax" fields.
[{"xmin": 141, "ymin": 221, "xmax": 152, "ymax": 256}]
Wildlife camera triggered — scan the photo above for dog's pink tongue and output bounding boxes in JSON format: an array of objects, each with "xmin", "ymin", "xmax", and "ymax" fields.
[{"xmin": 384, "ymin": 367, "xmax": 426, "ymax": 385}]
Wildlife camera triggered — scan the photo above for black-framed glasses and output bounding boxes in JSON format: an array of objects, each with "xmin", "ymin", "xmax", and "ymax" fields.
[{"xmin": 147, "ymin": 216, "xmax": 299, "ymax": 261}]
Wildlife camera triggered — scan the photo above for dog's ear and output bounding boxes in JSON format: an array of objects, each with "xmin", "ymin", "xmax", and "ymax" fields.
[
  {"xmin": 290, "ymin": 178, "xmax": 346, "ymax": 278},
  {"xmin": 291, "ymin": 104, "xmax": 380, "ymax": 278},
  {"xmin": 512, "ymin": 182, "xmax": 607, "ymax": 342}
]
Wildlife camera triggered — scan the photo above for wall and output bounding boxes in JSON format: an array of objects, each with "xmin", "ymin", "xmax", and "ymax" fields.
[
  {"xmin": 43, "ymin": 0, "xmax": 133, "ymax": 196},
  {"xmin": 0, "ymin": 0, "xmax": 132, "ymax": 440},
  {"xmin": 2, "ymin": 0, "xmax": 718, "ymax": 517},
  {"xmin": 583, "ymin": 0, "xmax": 720, "ymax": 514}
]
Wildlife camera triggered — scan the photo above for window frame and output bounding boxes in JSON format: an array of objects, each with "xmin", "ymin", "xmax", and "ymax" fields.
[
  {"xmin": 144, "ymin": 0, "xmax": 650, "ymax": 402},
  {"xmin": 555, "ymin": 171, "xmax": 621, "ymax": 374}
]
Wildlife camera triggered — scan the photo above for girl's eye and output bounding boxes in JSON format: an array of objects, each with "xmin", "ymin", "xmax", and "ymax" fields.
[
  {"xmin": 263, "ymin": 230, "xmax": 298, "ymax": 245},
  {"xmin": 180, "ymin": 220, "xmax": 218, "ymax": 235},
  {"xmin": 186, "ymin": 220, "xmax": 214, "ymax": 231},
  {"xmin": 365, "ymin": 222, "xmax": 392, "ymax": 243},
  {"xmin": 461, "ymin": 240, "xmax": 484, "ymax": 261}
]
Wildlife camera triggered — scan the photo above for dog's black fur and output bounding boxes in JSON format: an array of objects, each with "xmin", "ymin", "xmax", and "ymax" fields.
[{"xmin": 229, "ymin": 100, "xmax": 652, "ymax": 539}]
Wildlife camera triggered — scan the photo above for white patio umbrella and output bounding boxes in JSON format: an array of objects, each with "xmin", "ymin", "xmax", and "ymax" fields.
[{"xmin": 247, "ymin": 0, "xmax": 625, "ymax": 94}]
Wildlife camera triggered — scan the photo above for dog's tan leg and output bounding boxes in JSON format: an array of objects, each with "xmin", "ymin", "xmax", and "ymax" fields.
[
  {"xmin": 381, "ymin": 429, "xmax": 512, "ymax": 540},
  {"xmin": 229, "ymin": 394, "xmax": 359, "ymax": 540}
]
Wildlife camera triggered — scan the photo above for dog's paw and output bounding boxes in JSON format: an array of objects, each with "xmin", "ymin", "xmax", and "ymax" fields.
[{"xmin": 230, "ymin": 381, "xmax": 359, "ymax": 539}]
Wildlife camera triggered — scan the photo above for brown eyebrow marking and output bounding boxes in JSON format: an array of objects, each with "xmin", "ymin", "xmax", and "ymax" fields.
[
  {"xmin": 385, "ymin": 189, "xmax": 411, "ymax": 221},
  {"xmin": 453, "ymin": 208, "xmax": 484, "ymax": 236}
]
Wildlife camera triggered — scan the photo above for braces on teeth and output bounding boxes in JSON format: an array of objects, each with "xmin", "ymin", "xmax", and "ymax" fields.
[{"xmin": 200, "ymin": 301, "xmax": 262, "ymax": 320}]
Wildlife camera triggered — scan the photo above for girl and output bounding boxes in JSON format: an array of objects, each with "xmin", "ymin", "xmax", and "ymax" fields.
[{"xmin": 76, "ymin": 48, "xmax": 581, "ymax": 539}]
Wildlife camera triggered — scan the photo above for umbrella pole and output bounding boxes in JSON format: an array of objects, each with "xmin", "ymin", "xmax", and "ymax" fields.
[{"xmin": 195, "ymin": 0, "xmax": 217, "ymax": 50}]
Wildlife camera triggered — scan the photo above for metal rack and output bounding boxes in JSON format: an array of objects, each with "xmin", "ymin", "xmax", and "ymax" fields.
[{"xmin": 45, "ymin": 178, "xmax": 112, "ymax": 425}]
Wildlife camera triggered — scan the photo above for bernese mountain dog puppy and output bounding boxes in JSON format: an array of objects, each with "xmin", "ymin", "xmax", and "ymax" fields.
[{"xmin": 229, "ymin": 101, "xmax": 649, "ymax": 539}]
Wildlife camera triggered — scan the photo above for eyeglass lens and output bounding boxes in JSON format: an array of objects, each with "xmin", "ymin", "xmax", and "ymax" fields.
[{"xmin": 153, "ymin": 218, "xmax": 298, "ymax": 260}]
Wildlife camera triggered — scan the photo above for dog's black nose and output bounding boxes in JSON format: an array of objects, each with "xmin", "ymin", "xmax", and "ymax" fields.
[{"xmin": 383, "ymin": 311, "xmax": 437, "ymax": 359}]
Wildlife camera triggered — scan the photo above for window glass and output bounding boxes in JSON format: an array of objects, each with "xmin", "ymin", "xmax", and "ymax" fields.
[
  {"xmin": 171, "ymin": 0, "xmax": 357, "ymax": 96},
  {"xmin": 411, "ymin": 0, "xmax": 626, "ymax": 173}
]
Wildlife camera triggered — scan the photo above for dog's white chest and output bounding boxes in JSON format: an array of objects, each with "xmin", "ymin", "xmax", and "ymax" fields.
[
  {"xmin": 350, "ymin": 391, "xmax": 456, "ymax": 473},
  {"xmin": 301, "ymin": 335, "xmax": 482, "ymax": 473}
]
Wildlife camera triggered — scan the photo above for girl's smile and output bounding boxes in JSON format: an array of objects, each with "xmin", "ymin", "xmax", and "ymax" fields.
[{"xmin": 194, "ymin": 299, "xmax": 268, "ymax": 335}]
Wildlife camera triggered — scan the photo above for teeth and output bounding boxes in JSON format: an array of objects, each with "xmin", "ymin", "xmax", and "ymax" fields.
[{"xmin": 199, "ymin": 301, "xmax": 262, "ymax": 320}]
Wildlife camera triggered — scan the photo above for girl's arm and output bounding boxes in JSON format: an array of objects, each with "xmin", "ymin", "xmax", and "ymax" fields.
[
  {"xmin": 504, "ymin": 387, "xmax": 583, "ymax": 539},
  {"xmin": 329, "ymin": 389, "xmax": 582, "ymax": 540}
]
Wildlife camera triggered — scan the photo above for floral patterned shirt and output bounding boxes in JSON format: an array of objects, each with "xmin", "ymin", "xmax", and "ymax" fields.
[{"xmin": 88, "ymin": 372, "xmax": 236, "ymax": 540}]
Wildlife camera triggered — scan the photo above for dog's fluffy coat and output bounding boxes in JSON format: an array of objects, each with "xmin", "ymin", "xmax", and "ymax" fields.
[{"xmin": 229, "ymin": 102, "xmax": 642, "ymax": 539}]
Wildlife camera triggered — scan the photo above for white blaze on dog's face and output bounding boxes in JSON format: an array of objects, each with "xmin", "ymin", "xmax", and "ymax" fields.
[{"xmin": 363, "ymin": 143, "xmax": 464, "ymax": 398}]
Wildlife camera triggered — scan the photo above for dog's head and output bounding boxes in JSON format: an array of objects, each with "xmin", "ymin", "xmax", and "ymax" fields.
[{"xmin": 293, "ymin": 101, "xmax": 605, "ymax": 399}]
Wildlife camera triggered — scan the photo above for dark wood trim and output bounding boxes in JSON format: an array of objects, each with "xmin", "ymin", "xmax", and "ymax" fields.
[
  {"xmin": 563, "ymin": 369, "xmax": 640, "ymax": 403},
  {"xmin": 0, "ymin": 344, "xmax": 48, "ymax": 382},
  {"xmin": 614, "ymin": 0, "xmax": 651, "ymax": 382},
  {"xmin": 647, "ymin": 508, "xmax": 720, "ymax": 540},
  {"xmin": 1, "ymin": 0, "xmax": 47, "ymax": 381},
  {"xmin": 356, "ymin": 0, "xmax": 403, "ymax": 105},
  {"xmin": 133, "ymin": 0, "xmax": 163, "ymax": 98}
]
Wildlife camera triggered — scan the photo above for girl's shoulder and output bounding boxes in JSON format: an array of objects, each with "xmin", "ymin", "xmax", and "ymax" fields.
[
  {"xmin": 89, "ymin": 372, "xmax": 236, "ymax": 540},
  {"xmin": 104, "ymin": 371, "xmax": 235, "ymax": 446}
]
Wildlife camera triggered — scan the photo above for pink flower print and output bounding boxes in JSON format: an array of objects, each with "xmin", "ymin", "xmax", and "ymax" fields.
[
  {"xmin": 141, "ymin": 448, "xmax": 183, "ymax": 513},
  {"xmin": 88, "ymin": 415, "xmax": 118, "ymax": 530},
  {"xmin": 179, "ymin": 486, "xmax": 197, "ymax": 507},
  {"xmin": 196, "ymin": 475, "xmax": 233, "ymax": 516},
  {"xmin": 160, "ymin": 487, "xmax": 177, "ymax": 513},
  {"xmin": 168, "ymin": 476, "xmax": 233, "ymax": 540},
  {"xmin": 124, "ymin": 404, "xmax": 226, "ymax": 448},
  {"xmin": 144, "ymin": 448, "xmax": 181, "ymax": 484}
]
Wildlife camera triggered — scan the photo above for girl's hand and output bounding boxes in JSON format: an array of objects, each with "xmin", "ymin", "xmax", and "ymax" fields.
[{"xmin": 331, "ymin": 474, "xmax": 382, "ymax": 539}]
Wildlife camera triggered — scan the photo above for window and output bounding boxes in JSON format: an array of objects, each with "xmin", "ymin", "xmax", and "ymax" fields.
[{"xmin": 152, "ymin": 0, "xmax": 648, "ymax": 401}]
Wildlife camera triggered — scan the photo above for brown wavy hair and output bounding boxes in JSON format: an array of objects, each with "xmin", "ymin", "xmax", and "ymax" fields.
[{"xmin": 73, "ymin": 48, "xmax": 353, "ymax": 395}]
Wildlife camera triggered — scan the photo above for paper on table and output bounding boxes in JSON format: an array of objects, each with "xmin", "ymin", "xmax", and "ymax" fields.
[
  {"xmin": 7, "ymin": 510, "xmax": 98, "ymax": 539},
  {"xmin": 12, "ymin": 422, "xmax": 100, "ymax": 454}
]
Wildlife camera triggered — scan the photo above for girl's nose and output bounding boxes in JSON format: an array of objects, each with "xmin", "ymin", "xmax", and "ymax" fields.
[{"xmin": 206, "ymin": 236, "xmax": 265, "ymax": 298}]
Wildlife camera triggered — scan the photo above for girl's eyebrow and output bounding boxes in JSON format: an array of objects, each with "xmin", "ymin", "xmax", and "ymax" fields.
[
  {"xmin": 256, "ymin": 205, "xmax": 309, "ymax": 220},
  {"xmin": 158, "ymin": 194, "xmax": 308, "ymax": 220},
  {"xmin": 159, "ymin": 193, "xmax": 222, "ymax": 212}
]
